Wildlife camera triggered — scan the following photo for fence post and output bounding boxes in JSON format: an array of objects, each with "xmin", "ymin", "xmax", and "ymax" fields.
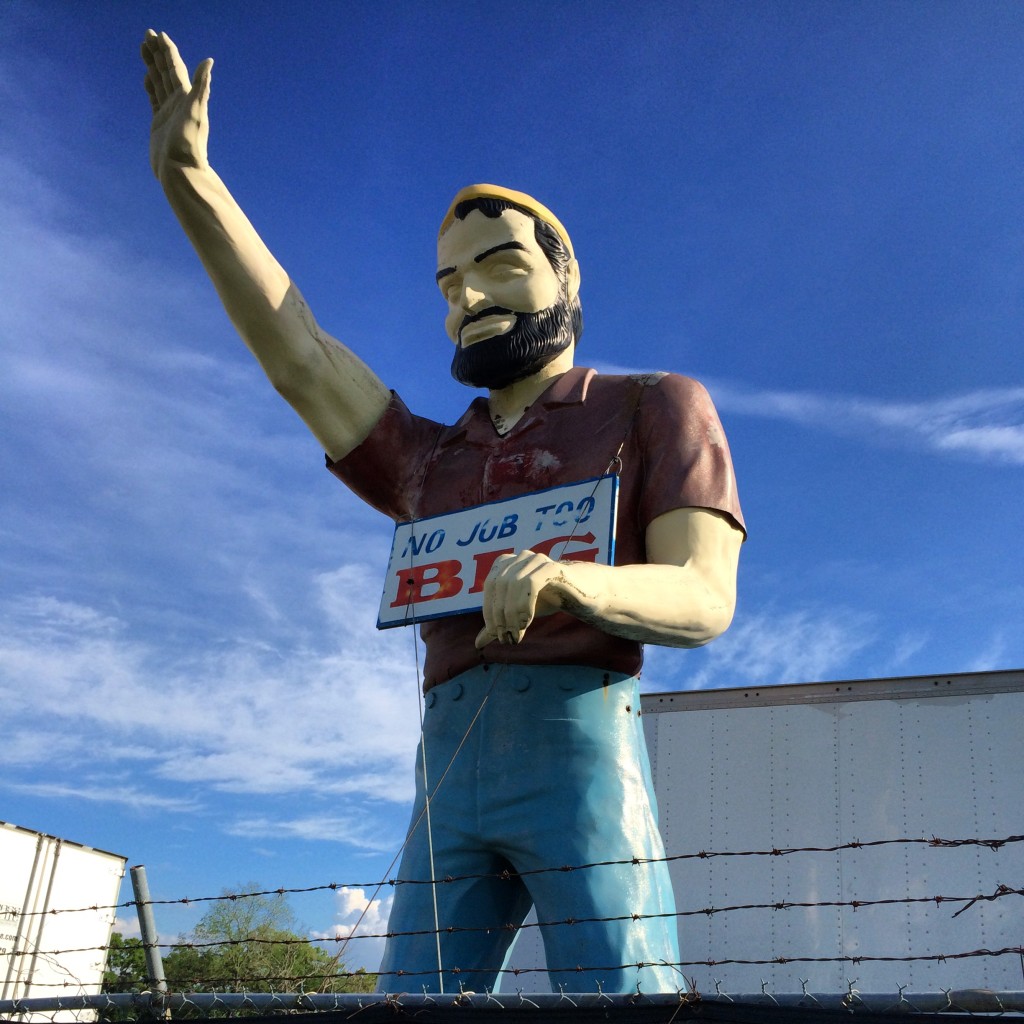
[{"xmin": 130, "ymin": 864, "xmax": 169, "ymax": 1010}]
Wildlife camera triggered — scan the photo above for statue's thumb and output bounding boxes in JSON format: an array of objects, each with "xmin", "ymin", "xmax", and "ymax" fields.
[{"xmin": 193, "ymin": 58, "xmax": 213, "ymax": 103}]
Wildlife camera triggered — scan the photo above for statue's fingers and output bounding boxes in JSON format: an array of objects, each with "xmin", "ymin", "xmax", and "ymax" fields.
[
  {"xmin": 141, "ymin": 31, "xmax": 170, "ymax": 107},
  {"xmin": 474, "ymin": 624, "xmax": 499, "ymax": 650},
  {"xmin": 489, "ymin": 557, "xmax": 545, "ymax": 643},
  {"xmin": 140, "ymin": 30, "xmax": 159, "ymax": 70},
  {"xmin": 484, "ymin": 570, "xmax": 511, "ymax": 642},
  {"xmin": 158, "ymin": 32, "xmax": 193, "ymax": 91},
  {"xmin": 144, "ymin": 31, "xmax": 190, "ymax": 105},
  {"xmin": 141, "ymin": 31, "xmax": 180, "ymax": 106},
  {"xmin": 488, "ymin": 553, "xmax": 535, "ymax": 644},
  {"xmin": 192, "ymin": 58, "xmax": 214, "ymax": 108},
  {"xmin": 143, "ymin": 71, "xmax": 160, "ymax": 112},
  {"xmin": 507, "ymin": 561, "xmax": 553, "ymax": 639}
]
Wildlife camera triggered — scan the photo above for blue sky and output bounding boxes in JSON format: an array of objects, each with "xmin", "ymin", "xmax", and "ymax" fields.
[{"xmin": 2, "ymin": 1, "xmax": 1022, "ymax": 974}]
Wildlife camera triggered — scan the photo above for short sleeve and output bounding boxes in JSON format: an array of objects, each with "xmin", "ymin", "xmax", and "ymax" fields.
[
  {"xmin": 326, "ymin": 392, "xmax": 443, "ymax": 521},
  {"xmin": 635, "ymin": 374, "xmax": 745, "ymax": 536}
]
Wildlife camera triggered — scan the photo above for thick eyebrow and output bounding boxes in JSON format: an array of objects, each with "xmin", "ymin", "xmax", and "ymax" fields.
[
  {"xmin": 474, "ymin": 241, "xmax": 528, "ymax": 263},
  {"xmin": 435, "ymin": 240, "xmax": 529, "ymax": 284}
]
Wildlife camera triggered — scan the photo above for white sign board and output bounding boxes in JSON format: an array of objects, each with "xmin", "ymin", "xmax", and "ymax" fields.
[
  {"xmin": 378, "ymin": 475, "xmax": 618, "ymax": 628},
  {"xmin": 1, "ymin": 821, "xmax": 125, "ymax": 1020}
]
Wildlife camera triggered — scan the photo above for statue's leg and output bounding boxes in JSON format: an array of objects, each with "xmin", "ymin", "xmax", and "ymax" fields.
[
  {"xmin": 476, "ymin": 667, "xmax": 684, "ymax": 995},
  {"xmin": 377, "ymin": 674, "xmax": 533, "ymax": 994},
  {"xmin": 377, "ymin": 836, "xmax": 532, "ymax": 993}
]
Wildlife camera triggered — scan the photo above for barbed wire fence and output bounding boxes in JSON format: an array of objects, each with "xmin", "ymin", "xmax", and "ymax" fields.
[{"xmin": 2, "ymin": 832, "xmax": 1022, "ymax": 1020}]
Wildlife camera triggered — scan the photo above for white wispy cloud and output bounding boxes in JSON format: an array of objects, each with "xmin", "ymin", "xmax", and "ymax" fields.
[
  {"xmin": 714, "ymin": 382, "xmax": 1024, "ymax": 464},
  {"xmin": 595, "ymin": 361, "xmax": 1024, "ymax": 465},
  {"xmin": 226, "ymin": 814, "xmax": 399, "ymax": 853},
  {"xmin": 0, "ymin": 150, "xmax": 385, "ymax": 613},
  {"xmin": 644, "ymin": 607, "xmax": 875, "ymax": 691},
  {"xmin": 0, "ymin": 565, "xmax": 422, "ymax": 829},
  {"xmin": 0, "ymin": 150, "xmax": 422, "ymax": 845},
  {"xmin": 6, "ymin": 782, "xmax": 200, "ymax": 814},
  {"xmin": 961, "ymin": 632, "xmax": 1010, "ymax": 674}
]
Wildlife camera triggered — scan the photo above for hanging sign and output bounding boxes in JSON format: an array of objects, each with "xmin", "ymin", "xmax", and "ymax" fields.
[{"xmin": 377, "ymin": 475, "xmax": 619, "ymax": 628}]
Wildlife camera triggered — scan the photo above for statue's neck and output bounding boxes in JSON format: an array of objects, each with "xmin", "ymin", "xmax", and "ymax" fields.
[{"xmin": 486, "ymin": 350, "xmax": 574, "ymax": 435}]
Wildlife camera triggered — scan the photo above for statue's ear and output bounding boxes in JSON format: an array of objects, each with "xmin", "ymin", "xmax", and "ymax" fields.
[{"xmin": 566, "ymin": 258, "xmax": 581, "ymax": 301}]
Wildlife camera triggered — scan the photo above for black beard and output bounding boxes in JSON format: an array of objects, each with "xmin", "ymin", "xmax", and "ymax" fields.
[{"xmin": 450, "ymin": 294, "xmax": 574, "ymax": 391}]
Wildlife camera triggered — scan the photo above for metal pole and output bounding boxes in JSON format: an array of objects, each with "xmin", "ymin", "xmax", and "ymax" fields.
[{"xmin": 129, "ymin": 866, "xmax": 168, "ymax": 997}]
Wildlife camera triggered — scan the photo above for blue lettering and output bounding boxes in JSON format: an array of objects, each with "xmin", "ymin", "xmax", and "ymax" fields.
[
  {"xmin": 534, "ymin": 504, "xmax": 556, "ymax": 531},
  {"xmin": 575, "ymin": 497, "xmax": 595, "ymax": 524},
  {"xmin": 425, "ymin": 528, "xmax": 445, "ymax": 553},
  {"xmin": 552, "ymin": 500, "xmax": 575, "ymax": 527},
  {"xmin": 402, "ymin": 532, "xmax": 427, "ymax": 558},
  {"xmin": 497, "ymin": 513, "xmax": 518, "ymax": 538},
  {"xmin": 455, "ymin": 521, "xmax": 481, "ymax": 547}
]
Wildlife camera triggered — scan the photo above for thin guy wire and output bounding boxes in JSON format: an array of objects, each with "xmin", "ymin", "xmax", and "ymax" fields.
[
  {"xmin": 550, "ymin": 373, "xmax": 647, "ymax": 564},
  {"xmin": 407, "ymin": 563, "xmax": 445, "ymax": 994},
  {"xmin": 322, "ymin": 473, "xmax": 497, "ymax": 987},
  {"xmin": 318, "ymin": 648, "xmax": 502, "ymax": 985}
]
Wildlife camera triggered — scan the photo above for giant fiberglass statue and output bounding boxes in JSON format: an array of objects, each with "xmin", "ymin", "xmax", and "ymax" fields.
[{"xmin": 142, "ymin": 31, "xmax": 745, "ymax": 994}]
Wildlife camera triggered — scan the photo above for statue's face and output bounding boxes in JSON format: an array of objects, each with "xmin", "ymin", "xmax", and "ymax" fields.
[
  {"xmin": 437, "ymin": 209, "xmax": 563, "ymax": 348},
  {"xmin": 438, "ymin": 208, "xmax": 578, "ymax": 390}
]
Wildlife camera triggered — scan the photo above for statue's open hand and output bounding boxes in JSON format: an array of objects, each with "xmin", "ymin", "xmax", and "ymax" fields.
[
  {"xmin": 475, "ymin": 550, "xmax": 575, "ymax": 649},
  {"xmin": 141, "ymin": 30, "xmax": 213, "ymax": 180}
]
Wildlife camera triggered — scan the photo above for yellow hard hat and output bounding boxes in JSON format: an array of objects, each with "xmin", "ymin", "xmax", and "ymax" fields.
[{"xmin": 439, "ymin": 184, "xmax": 574, "ymax": 259}]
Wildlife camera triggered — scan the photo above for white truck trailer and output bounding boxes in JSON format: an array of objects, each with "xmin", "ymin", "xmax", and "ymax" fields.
[
  {"xmin": 1, "ymin": 822, "xmax": 126, "ymax": 1018},
  {"xmin": 509, "ymin": 667, "xmax": 1023, "ymax": 995}
]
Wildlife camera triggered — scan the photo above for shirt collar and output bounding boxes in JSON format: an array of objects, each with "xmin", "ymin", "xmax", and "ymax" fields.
[{"xmin": 439, "ymin": 366, "xmax": 597, "ymax": 448}]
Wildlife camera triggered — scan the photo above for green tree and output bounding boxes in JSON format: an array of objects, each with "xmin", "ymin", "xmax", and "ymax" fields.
[
  {"xmin": 162, "ymin": 886, "xmax": 375, "ymax": 994},
  {"xmin": 101, "ymin": 933, "xmax": 153, "ymax": 1021},
  {"xmin": 102, "ymin": 932, "xmax": 149, "ymax": 992},
  {"xmin": 102, "ymin": 887, "xmax": 375, "ymax": 1007}
]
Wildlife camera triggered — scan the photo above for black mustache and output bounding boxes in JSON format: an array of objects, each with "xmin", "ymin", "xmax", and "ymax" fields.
[{"xmin": 459, "ymin": 307, "xmax": 514, "ymax": 334}]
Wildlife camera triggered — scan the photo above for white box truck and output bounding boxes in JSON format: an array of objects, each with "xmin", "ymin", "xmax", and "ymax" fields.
[
  {"xmin": 1, "ymin": 822, "xmax": 126, "ymax": 1019},
  {"xmin": 508, "ymin": 668, "xmax": 1023, "ymax": 995}
]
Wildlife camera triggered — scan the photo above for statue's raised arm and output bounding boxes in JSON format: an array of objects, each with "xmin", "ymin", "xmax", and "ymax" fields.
[{"xmin": 140, "ymin": 31, "xmax": 390, "ymax": 460}]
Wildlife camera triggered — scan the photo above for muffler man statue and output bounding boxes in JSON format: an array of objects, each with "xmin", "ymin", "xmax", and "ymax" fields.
[{"xmin": 142, "ymin": 30, "xmax": 745, "ymax": 994}]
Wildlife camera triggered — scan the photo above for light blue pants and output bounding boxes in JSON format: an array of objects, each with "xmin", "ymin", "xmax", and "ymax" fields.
[{"xmin": 378, "ymin": 664, "xmax": 682, "ymax": 994}]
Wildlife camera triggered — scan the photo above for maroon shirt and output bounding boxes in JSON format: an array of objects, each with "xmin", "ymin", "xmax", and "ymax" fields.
[{"xmin": 329, "ymin": 367, "xmax": 744, "ymax": 690}]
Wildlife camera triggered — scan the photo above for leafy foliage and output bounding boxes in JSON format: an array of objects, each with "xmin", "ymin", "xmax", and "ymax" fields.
[
  {"xmin": 103, "ymin": 886, "xmax": 376, "ymax": 1007},
  {"xmin": 102, "ymin": 932, "xmax": 149, "ymax": 992}
]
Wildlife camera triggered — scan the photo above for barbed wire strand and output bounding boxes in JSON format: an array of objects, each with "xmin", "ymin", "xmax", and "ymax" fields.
[
  {"xmin": 17, "ymin": 833, "xmax": 1022, "ymax": 920},
  {"xmin": 24, "ymin": 883, "xmax": 1024, "ymax": 960},
  {"xmin": 7, "ymin": 989, "xmax": 1024, "ymax": 1022},
  {"xmin": 17, "ymin": 944, "xmax": 1024, "ymax": 990},
  {"xmin": 13, "ymin": 833, "xmax": 1022, "ymax": 1000}
]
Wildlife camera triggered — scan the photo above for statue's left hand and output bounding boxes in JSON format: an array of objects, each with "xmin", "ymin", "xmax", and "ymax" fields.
[
  {"xmin": 473, "ymin": 508, "xmax": 743, "ymax": 652},
  {"xmin": 475, "ymin": 550, "xmax": 575, "ymax": 648}
]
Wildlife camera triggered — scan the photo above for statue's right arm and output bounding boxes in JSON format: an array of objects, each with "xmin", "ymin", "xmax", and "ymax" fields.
[{"xmin": 141, "ymin": 31, "xmax": 390, "ymax": 461}]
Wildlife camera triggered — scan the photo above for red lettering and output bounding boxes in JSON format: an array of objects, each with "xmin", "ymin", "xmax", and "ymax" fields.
[
  {"xmin": 532, "ymin": 531, "xmax": 599, "ymax": 563},
  {"xmin": 391, "ymin": 560, "xmax": 464, "ymax": 607},
  {"xmin": 468, "ymin": 547, "xmax": 515, "ymax": 593}
]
